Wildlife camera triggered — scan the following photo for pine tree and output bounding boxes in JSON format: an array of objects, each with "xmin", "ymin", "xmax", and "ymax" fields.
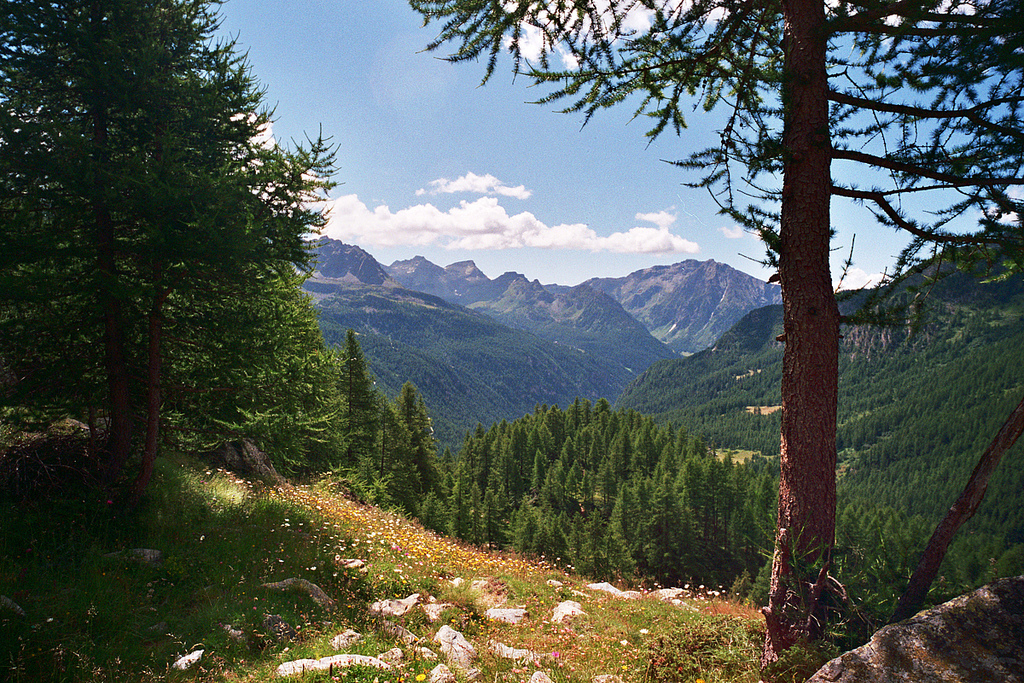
[
  {"xmin": 1, "ymin": 0, "xmax": 334, "ymax": 498},
  {"xmin": 410, "ymin": 0, "xmax": 1024, "ymax": 661}
]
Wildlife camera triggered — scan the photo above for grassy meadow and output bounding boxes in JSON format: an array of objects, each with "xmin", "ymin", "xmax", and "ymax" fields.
[{"xmin": 0, "ymin": 454, "xmax": 770, "ymax": 682}]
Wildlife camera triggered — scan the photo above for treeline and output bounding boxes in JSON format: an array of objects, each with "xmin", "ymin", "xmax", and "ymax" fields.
[{"xmin": 416, "ymin": 399, "xmax": 778, "ymax": 588}]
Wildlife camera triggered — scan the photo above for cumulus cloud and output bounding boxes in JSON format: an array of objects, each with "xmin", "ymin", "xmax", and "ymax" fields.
[
  {"xmin": 323, "ymin": 195, "xmax": 699, "ymax": 255},
  {"xmin": 720, "ymin": 225, "xmax": 747, "ymax": 239},
  {"xmin": 508, "ymin": 2, "xmax": 654, "ymax": 68},
  {"xmin": 835, "ymin": 267, "xmax": 885, "ymax": 291},
  {"xmin": 416, "ymin": 172, "xmax": 532, "ymax": 199}
]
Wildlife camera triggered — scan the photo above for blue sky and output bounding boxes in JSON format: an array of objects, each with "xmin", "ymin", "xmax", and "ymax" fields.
[{"xmin": 216, "ymin": 0, "xmax": 909, "ymax": 287}]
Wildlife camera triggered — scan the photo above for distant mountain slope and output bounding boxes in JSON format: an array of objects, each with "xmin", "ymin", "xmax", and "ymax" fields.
[
  {"xmin": 617, "ymin": 273, "xmax": 1024, "ymax": 546},
  {"xmin": 583, "ymin": 259, "xmax": 782, "ymax": 354},
  {"xmin": 306, "ymin": 279, "xmax": 637, "ymax": 449},
  {"xmin": 385, "ymin": 251, "xmax": 677, "ymax": 373},
  {"xmin": 311, "ymin": 240, "xmax": 392, "ymax": 285}
]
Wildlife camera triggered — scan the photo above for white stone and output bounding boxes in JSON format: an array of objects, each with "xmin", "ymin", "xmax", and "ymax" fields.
[
  {"xmin": 434, "ymin": 624, "xmax": 477, "ymax": 671},
  {"xmin": 370, "ymin": 593, "xmax": 421, "ymax": 617},
  {"xmin": 430, "ymin": 663, "xmax": 457, "ymax": 683},
  {"xmin": 651, "ymin": 588, "xmax": 687, "ymax": 602},
  {"xmin": 546, "ymin": 579, "xmax": 563, "ymax": 588},
  {"xmin": 531, "ymin": 672, "xmax": 555, "ymax": 683},
  {"xmin": 489, "ymin": 641, "xmax": 538, "ymax": 663},
  {"xmin": 378, "ymin": 647, "xmax": 404, "ymax": 664},
  {"xmin": 423, "ymin": 603, "xmax": 452, "ymax": 622},
  {"xmin": 418, "ymin": 647, "xmax": 439, "ymax": 660},
  {"xmin": 338, "ymin": 558, "xmax": 365, "ymax": 569},
  {"xmin": 450, "ymin": 578, "xmax": 465, "ymax": 588},
  {"xmin": 551, "ymin": 600, "xmax": 586, "ymax": 623},
  {"xmin": 276, "ymin": 653, "xmax": 391, "ymax": 677},
  {"xmin": 172, "ymin": 648, "xmax": 203, "ymax": 671},
  {"xmin": 330, "ymin": 628, "xmax": 362, "ymax": 650},
  {"xmin": 485, "ymin": 607, "xmax": 528, "ymax": 624}
]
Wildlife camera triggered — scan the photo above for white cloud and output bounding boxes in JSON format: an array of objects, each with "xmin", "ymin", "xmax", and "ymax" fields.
[
  {"xmin": 835, "ymin": 267, "xmax": 885, "ymax": 291},
  {"xmin": 720, "ymin": 225, "xmax": 746, "ymax": 239},
  {"xmin": 323, "ymin": 195, "xmax": 699, "ymax": 255},
  {"xmin": 508, "ymin": 2, "xmax": 655, "ymax": 69},
  {"xmin": 417, "ymin": 172, "xmax": 532, "ymax": 200}
]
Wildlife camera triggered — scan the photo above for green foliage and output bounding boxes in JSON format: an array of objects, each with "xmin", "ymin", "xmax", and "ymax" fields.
[
  {"xmin": 436, "ymin": 399, "xmax": 776, "ymax": 589},
  {"xmin": 647, "ymin": 615, "xmax": 765, "ymax": 683},
  {"xmin": 312, "ymin": 283, "xmax": 646, "ymax": 451},
  {"xmin": 0, "ymin": 0, "xmax": 337, "ymax": 490}
]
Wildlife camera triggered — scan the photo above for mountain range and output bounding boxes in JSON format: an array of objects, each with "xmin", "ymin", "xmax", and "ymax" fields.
[{"xmin": 304, "ymin": 239, "xmax": 780, "ymax": 445}]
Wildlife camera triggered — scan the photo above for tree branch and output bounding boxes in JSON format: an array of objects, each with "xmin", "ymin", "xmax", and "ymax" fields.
[
  {"xmin": 832, "ymin": 147, "xmax": 1024, "ymax": 188},
  {"xmin": 829, "ymin": 90, "xmax": 1024, "ymax": 142}
]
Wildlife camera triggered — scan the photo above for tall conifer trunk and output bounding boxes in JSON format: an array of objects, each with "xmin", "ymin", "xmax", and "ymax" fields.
[{"xmin": 762, "ymin": 0, "xmax": 838, "ymax": 666}]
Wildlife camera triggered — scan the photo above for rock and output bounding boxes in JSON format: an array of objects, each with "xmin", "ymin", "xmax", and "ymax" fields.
[
  {"xmin": 546, "ymin": 579, "xmax": 563, "ymax": 588},
  {"xmin": 808, "ymin": 575, "xmax": 1024, "ymax": 683},
  {"xmin": 0, "ymin": 595, "xmax": 25, "ymax": 617},
  {"xmin": 485, "ymin": 607, "xmax": 528, "ymax": 624},
  {"xmin": 261, "ymin": 577, "xmax": 336, "ymax": 610},
  {"xmin": 379, "ymin": 619, "xmax": 418, "ymax": 644},
  {"xmin": 202, "ymin": 438, "xmax": 284, "ymax": 485},
  {"xmin": 337, "ymin": 558, "xmax": 365, "ymax": 570},
  {"xmin": 489, "ymin": 641, "xmax": 538, "ymax": 663},
  {"xmin": 418, "ymin": 647, "xmax": 439, "ymax": 660},
  {"xmin": 105, "ymin": 548, "xmax": 163, "ymax": 567},
  {"xmin": 435, "ymin": 624, "xmax": 477, "ymax": 671},
  {"xmin": 430, "ymin": 663, "xmax": 457, "ymax": 683},
  {"xmin": 263, "ymin": 614, "xmax": 297, "ymax": 641},
  {"xmin": 470, "ymin": 579, "xmax": 489, "ymax": 592},
  {"xmin": 276, "ymin": 653, "xmax": 391, "ymax": 677},
  {"xmin": 378, "ymin": 647, "xmax": 404, "ymax": 664},
  {"xmin": 450, "ymin": 578, "xmax": 465, "ymax": 588},
  {"xmin": 586, "ymin": 582, "xmax": 640, "ymax": 599},
  {"xmin": 466, "ymin": 667, "xmax": 482, "ymax": 680},
  {"xmin": 222, "ymin": 623, "xmax": 245, "ymax": 642},
  {"xmin": 423, "ymin": 603, "xmax": 452, "ymax": 622},
  {"xmin": 330, "ymin": 628, "xmax": 362, "ymax": 650},
  {"xmin": 172, "ymin": 648, "xmax": 204, "ymax": 671},
  {"xmin": 370, "ymin": 593, "xmax": 421, "ymax": 617},
  {"xmin": 551, "ymin": 600, "xmax": 586, "ymax": 623},
  {"xmin": 531, "ymin": 672, "xmax": 555, "ymax": 683},
  {"xmin": 651, "ymin": 588, "xmax": 687, "ymax": 602},
  {"xmin": 592, "ymin": 676, "xmax": 623, "ymax": 683}
]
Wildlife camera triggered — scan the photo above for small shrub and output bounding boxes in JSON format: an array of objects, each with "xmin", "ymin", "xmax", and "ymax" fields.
[{"xmin": 647, "ymin": 615, "xmax": 763, "ymax": 683}]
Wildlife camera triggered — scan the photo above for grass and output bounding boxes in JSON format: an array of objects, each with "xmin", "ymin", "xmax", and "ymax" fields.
[{"xmin": 1, "ymin": 454, "xmax": 764, "ymax": 682}]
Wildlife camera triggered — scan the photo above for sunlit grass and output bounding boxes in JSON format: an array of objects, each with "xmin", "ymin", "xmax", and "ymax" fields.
[{"xmin": 1, "ymin": 457, "xmax": 763, "ymax": 682}]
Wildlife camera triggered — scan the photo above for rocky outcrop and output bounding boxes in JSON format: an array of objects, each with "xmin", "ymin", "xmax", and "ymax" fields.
[
  {"xmin": 809, "ymin": 576, "xmax": 1024, "ymax": 682},
  {"xmin": 202, "ymin": 439, "xmax": 283, "ymax": 485}
]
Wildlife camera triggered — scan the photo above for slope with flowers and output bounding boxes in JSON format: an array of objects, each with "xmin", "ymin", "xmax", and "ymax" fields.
[{"xmin": 1, "ymin": 456, "xmax": 766, "ymax": 682}]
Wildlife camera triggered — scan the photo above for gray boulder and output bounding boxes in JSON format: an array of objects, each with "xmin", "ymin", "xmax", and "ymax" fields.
[
  {"xmin": 202, "ymin": 438, "xmax": 283, "ymax": 485},
  {"xmin": 809, "ymin": 575, "xmax": 1024, "ymax": 682}
]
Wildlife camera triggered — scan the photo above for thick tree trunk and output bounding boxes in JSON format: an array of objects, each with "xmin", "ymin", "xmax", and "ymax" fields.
[
  {"xmin": 762, "ymin": 0, "xmax": 838, "ymax": 667},
  {"xmin": 91, "ymin": 84, "xmax": 134, "ymax": 485},
  {"xmin": 131, "ymin": 290, "xmax": 168, "ymax": 504},
  {"xmin": 889, "ymin": 392, "xmax": 1024, "ymax": 624}
]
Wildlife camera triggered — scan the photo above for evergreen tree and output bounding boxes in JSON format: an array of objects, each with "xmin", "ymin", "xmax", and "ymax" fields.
[
  {"xmin": 411, "ymin": 0, "xmax": 1024, "ymax": 661},
  {"xmin": 0, "ymin": 0, "xmax": 335, "ymax": 498},
  {"xmin": 341, "ymin": 330, "xmax": 379, "ymax": 468}
]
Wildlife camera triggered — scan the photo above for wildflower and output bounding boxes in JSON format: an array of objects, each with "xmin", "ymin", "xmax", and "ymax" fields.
[{"xmin": 416, "ymin": 675, "xmax": 426, "ymax": 682}]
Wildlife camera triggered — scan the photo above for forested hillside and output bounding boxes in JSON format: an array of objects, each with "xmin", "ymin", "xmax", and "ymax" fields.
[
  {"xmin": 418, "ymin": 398, "xmax": 778, "ymax": 590},
  {"xmin": 618, "ymin": 274, "xmax": 1024, "ymax": 584},
  {"xmin": 308, "ymin": 281, "xmax": 631, "ymax": 448}
]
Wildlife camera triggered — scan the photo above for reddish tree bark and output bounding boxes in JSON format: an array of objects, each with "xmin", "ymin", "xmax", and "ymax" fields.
[{"xmin": 762, "ymin": 0, "xmax": 839, "ymax": 666}]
